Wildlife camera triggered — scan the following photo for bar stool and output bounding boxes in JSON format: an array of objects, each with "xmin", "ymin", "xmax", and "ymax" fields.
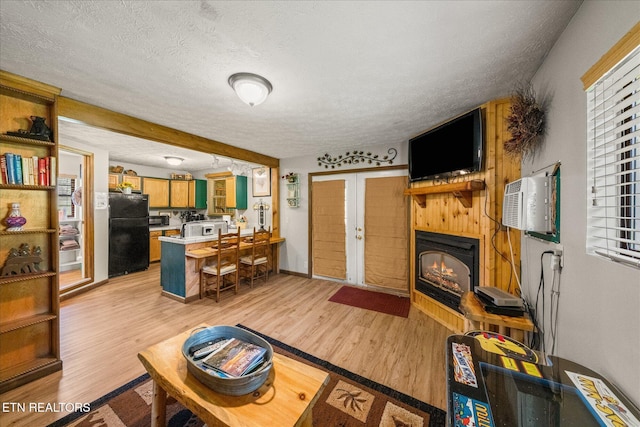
[
  {"xmin": 200, "ymin": 229, "xmax": 240, "ymax": 302},
  {"xmin": 240, "ymin": 227, "xmax": 271, "ymax": 288}
]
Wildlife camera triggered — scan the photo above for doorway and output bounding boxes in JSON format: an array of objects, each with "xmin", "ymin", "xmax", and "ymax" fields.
[
  {"xmin": 311, "ymin": 169, "xmax": 409, "ymax": 293},
  {"xmin": 58, "ymin": 147, "xmax": 94, "ymax": 292}
]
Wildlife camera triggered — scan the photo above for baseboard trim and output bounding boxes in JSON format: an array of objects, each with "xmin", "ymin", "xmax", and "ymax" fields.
[
  {"xmin": 161, "ymin": 290, "xmax": 187, "ymax": 303},
  {"xmin": 61, "ymin": 279, "xmax": 109, "ymax": 301},
  {"xmin": 279, "ymin": 269, "xmax": 309, "ymax": 278}
]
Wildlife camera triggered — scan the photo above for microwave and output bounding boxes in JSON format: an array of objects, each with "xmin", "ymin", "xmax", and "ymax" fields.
[{"xmin": 149, "ymin": 215, "xmax": 170, "ymax": 226}]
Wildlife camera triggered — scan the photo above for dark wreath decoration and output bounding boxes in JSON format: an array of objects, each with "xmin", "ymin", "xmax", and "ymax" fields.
[
  {"xmin": 317, "ymin": 147, "xmax": 397, "ymax": 169},
  {"xmin": 504, "ymin": 84, "xmax": 546, "ymax": 159}
]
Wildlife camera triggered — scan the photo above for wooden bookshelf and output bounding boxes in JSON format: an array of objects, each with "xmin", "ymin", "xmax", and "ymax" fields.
[{"xmin": 0, "ymin": 70, "xmax": 62, "ymax": 393}]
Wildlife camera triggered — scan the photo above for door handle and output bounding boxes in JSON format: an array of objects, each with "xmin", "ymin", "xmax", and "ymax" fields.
[{"xmin": 356, "ymin": 235, "xmax": 363, "ymax": 240}]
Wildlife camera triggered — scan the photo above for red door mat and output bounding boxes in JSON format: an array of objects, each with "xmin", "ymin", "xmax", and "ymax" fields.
[{"xmin": 328, "ymin": 286, "xmax": 411, "ymax": 318}]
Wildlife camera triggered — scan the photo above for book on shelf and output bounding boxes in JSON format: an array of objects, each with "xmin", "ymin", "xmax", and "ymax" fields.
[
  {"xmin": 201, "ymin": 337, "xmax": 267, "ymax": 378},
  {"xmin": 0, "ymin": 155, "xmax": 7, "ymax": 184},
  {"xmin": 14, "ymin": 154, "xmax": 23, "ymax": 185},
  {"xmin": 38, "ymin": 157, "xmax": 46, "ymax": 186},
  {"xmin": 1, "ymin": 153, "xmax": 56, "ymax": 186},
  {"xmin": 5, "ymin": 153, "xmax": 16, "ymax": 184}
]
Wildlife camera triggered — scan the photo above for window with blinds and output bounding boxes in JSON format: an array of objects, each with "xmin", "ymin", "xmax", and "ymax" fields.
[{"xmin": 586, "ymin": 45, "xmax": 639, "ymax": 269}]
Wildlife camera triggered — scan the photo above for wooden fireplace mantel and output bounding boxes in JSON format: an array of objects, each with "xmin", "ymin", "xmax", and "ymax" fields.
[{"xmin": 404, "ymin": 179, "xmax": 486, "ymax": 208}]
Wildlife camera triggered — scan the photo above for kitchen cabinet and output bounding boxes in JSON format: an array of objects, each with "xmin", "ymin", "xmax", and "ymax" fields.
[
  {"xmin": 207, "ymin": 175, "xmax": 246, "ymax": 215},
  {"xmin": 0, "ymin": 70, "xmax": 63, "ymax": 393},
  {"xmin": 108, "ymin": 173, "xmax": 119, "ymax": 190},
  {"xmin": 188, "ymin": 179, "xmax": 207, "ymax": 209},
  {"xmin": 209, "ymin": 177, "xmax": 229, "ymax": 215},
  {"xmin": 170, "ymin": 180, "xmax": 189, "ymax": 208},
  {"xmin": 110, "ymin": 174, "xmax": 141, "ymax": 192},
  {"xmin": 150, "ymin": 228, "xmax": 181, "ymax": 262},
  {"xmin": 169, "ymin": 179, "xmax": 206, "ymax": 209},
  {"xmin": 149, "ymin": 230, "xmax": 162, "ymax": 262},
  {"xmin": 225, "ymin": 175, "xmax": 247, "ymax": 209},
  {"xmin": 121, "ymin": 175, "xmax": 142, "ymax": 192},
  {"xmin": 143, "ymin": 177, "xmax": 169, "ymax": 208}
]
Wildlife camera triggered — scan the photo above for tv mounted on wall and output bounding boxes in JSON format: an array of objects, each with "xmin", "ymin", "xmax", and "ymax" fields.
[{"xmin": 409, "ymin": 108, "xmax": 483, "ymax": 182}]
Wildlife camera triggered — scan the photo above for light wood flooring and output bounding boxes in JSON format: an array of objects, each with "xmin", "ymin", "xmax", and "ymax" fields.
[{"xmin": 1, "ymin": 264, "xmax": 451, "ymax": 426}]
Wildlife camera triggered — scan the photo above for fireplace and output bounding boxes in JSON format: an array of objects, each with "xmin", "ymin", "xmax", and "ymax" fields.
[{"xmin": 415, "ymin": 231, "xmax": 479, "ymax": 313}]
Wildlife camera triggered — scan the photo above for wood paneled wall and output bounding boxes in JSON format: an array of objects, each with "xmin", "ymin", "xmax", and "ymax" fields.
[{"xmin": 409, "ymin": 99, "xmax": 521, "ymax": 332}]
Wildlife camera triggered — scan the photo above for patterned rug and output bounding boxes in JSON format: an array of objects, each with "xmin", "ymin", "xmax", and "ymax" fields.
[
  {"xmin": 329, "ymin": 286, "xmax": 411, "ymax": 318},
  {"xmin": 48, "ymin": 325, "xmax": 445, "ymax": 427}
]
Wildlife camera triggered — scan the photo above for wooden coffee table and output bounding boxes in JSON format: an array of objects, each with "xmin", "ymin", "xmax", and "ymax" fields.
[{"xmin": 138, "ymin": 325, "xmax": 329, "ymax": 427}]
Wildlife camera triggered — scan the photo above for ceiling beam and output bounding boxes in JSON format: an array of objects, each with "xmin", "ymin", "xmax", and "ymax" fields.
[{"xmin": 57, "ymin": 96, "xmax": 279, "ymax": 168}]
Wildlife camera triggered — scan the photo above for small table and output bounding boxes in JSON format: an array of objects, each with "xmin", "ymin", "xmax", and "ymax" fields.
[
  {"xmin": 459, "ymin": 291, "xmax": 534, "ymax": 342},
  {"xmin": 138, "ymin": 325, "xmax": 329, "ymax": 427}
]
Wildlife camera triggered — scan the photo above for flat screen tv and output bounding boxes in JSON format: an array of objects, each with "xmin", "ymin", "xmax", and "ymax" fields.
[{"xmin": 409, "ymin": 108, "xmax": 483, "ymax": 182}]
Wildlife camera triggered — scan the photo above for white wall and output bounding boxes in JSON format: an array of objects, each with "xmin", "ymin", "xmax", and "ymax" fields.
[
  {"xmin": 526, "ymin": 1, "xmax": 639, "ymax": 402},
  {"xmin": 279, "ymin": 141, "xmax": 407, "ymax": 273},
  {"xmin": 109, "ymin": 160, "xmax": 179, "ymax": 180}
]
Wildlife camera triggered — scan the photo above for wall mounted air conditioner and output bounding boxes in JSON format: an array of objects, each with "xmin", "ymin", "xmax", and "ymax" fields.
[{"xmin": 502, "ymin": 175, "xmax": 554, "ymax": 233}]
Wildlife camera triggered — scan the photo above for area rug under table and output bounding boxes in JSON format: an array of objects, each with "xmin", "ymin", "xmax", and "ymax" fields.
[
  {"xmin": 329, "ymin": 285, "xmax": 411, "ymax": 318},
  {"xmin": 48, "ymin": 325, "xmax": 445, "ymax": 427}
]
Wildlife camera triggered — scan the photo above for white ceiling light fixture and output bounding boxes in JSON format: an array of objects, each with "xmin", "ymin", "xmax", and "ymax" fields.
[
  {"xmin": 165, "ymin": 156, "xmax": 184, "ymax": 166},
  {"xmin": 228, "ymin": 72, "xmax": 273, "ymax": 106}
]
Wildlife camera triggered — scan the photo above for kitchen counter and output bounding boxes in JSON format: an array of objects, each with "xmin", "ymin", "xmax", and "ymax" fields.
[
  {"xmin": 159, "ymin": 228, "xmax": 284, "ymax": 303},
  {"xmin": 158, "ymin": 227, "xmax": 253, "ymax": 244},
  {"xmin": 149, "ymin": 225, "xmax": 181, "ymax": 232}
]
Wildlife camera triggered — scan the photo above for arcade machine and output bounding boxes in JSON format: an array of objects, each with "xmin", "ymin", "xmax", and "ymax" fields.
[{"xmin": 447, "ymin": 331, "xmax": 640, "ymax": 427}]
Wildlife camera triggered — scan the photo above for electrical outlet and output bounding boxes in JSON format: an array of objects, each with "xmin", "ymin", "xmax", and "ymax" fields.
[{"xmin": 550, "ymin": 245, "xmax": 563, "ymax": 270}]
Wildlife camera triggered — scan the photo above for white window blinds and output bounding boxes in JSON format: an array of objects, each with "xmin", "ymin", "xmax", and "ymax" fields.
[{"xmin": 586, "ymin": 45, "xmax": 640, "ymax": 269}]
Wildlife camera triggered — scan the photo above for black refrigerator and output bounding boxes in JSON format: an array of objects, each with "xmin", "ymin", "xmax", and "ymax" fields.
[{"xmin": 109, "ymin": 193, "xmax": 150, "ymax": 277}]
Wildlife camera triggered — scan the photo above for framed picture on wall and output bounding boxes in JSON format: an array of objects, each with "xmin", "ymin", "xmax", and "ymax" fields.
[{"xmin": 252, "ymin": 167, "xmax": 271, "ymax": 197}]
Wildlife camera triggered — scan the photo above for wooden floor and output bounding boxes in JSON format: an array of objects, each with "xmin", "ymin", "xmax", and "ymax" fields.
[{"xmin": 1, "ymin": 264, "xmax": 451, "ymax": 426}]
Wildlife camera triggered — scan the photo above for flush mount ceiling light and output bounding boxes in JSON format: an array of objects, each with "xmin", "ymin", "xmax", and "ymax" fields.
[
  {"xmin": 164, "ymin": 156, "xmax": 184, "ymax": 166},
  {"xmin": 228, "ymin": 72, "xmax": 273, "ymax": 106}
]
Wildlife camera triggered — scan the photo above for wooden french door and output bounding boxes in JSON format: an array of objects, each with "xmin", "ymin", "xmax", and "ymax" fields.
[{"xmin": 311, "ymin": 170, "xmax": 409, "ymax": 292}]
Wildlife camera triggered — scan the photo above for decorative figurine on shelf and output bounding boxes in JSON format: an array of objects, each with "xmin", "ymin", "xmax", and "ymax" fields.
[
  {"xmin": 6, "ymin": 116, "xmax": 52, "ymax": 141},
  {"xmin": 4, "ymin": 202, "xmax": 27, "ymax": 231},
  {"xmin": 28, "ymin": 116, "xmax": 52, "ymax": 140},
  {"xmin": 1, "ymin": 243, "xmax": 43, "ymax": 276}
]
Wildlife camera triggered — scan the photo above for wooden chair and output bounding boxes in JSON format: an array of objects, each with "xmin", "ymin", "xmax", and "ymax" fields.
[
  {"xmin": 200, "ymin": 229, "xmax": 240, "ymax": 302},
  {"xmin": 240, "ymin": 227, "xmax": 271, "ymax": 288}
]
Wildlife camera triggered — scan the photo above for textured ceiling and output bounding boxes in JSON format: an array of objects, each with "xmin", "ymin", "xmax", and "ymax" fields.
[{"xmin": 0, "ymin": 0, "xmax": 582, "ymax": 169}]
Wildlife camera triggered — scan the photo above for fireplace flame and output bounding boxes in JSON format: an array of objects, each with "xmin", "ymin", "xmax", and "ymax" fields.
[{"xmin": 430, "ymin": 260, "xmax": 456, "ymax": 278}]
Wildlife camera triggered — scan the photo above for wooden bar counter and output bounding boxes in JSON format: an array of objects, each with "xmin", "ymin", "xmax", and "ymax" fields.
[
  {"xmin": 158, "ymin": 231, "xmax": 284, "ymax": 303},
  {"xmin": 138, "ymin": 325, "xmax": 329, "ymax": 427}
]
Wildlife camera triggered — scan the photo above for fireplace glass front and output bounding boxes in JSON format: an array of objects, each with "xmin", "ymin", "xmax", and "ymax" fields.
[
  {"xmin": 415, "ymin": 231, "xmax": 479, "ymax": 312},
  {"xmin": 419, "ymin": 251, "xmax": 470, "ymax": 298}
]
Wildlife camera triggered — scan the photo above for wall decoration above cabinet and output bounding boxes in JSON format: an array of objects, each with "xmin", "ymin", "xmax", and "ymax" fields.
[{"xmin": 317, "ymin": 147, "xmax": 397, "ymax": 169}]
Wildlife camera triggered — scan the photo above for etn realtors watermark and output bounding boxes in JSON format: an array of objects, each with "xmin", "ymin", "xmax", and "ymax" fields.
[{"xmin": 2, "ymin": 401, "xmax": 91, "ymax": 413}]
